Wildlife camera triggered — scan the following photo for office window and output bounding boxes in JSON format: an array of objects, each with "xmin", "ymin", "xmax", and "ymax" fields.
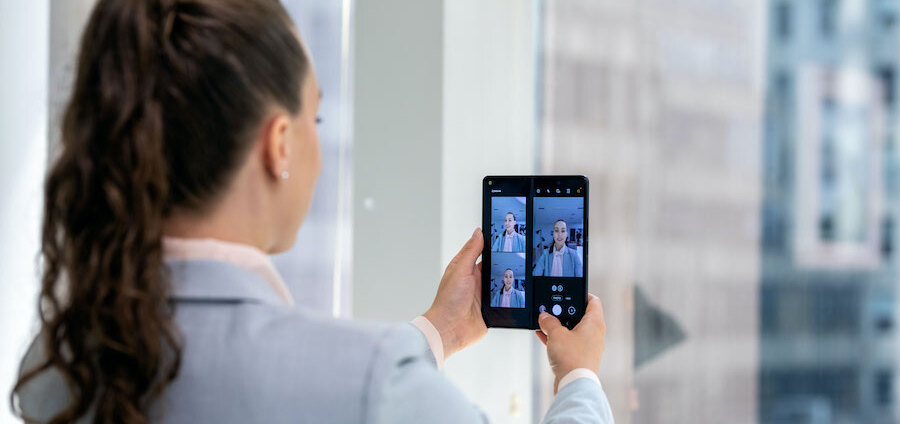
[
  {"xmin": 761, "ymin": 285, "xmax": 780, "ymax": 334},
  {"xmin": 812, "ymin": 285, "xmax": 860, "ymax": 334},
  {"xmin": 881, "ymin": 11, "xmax": 897, "ymax": 31},
  {"xmin": 761, "ymin": 367, "xmax": 860, "ymax": 415},
  {"xmin": 778, "ymin": 135, "xmax": 793, "ymax": 188},
  {"xmin": 768, "ymin": 71, "xmax": 794, "ymax": 190},
  {"xmin": 775, "ymin": 2, "xmax": 792, "ymax": 41},
  {"xmin": 819, "ymin": 108, "xmax": 837, "ymax": 242},
  {"xmin": 877, "ymin": 370, "xmax": 893, "ymax": 406},
  {"xmin": 882, "ymin": 215, "xmax": 894, "ymax": 260},
  {"xmin": 877, "ymin": 0, "xmax": 897, "ymax": 31},
  {"xmin": 762, "ymin": 204, "xmax": 787, "ymax": 250},
  {"xmin": 541, "ymin": 0, "xmax": 898, "ymax": 422},
  {"xmin": 887, "ymin": 136, "xmax": 899, "ymax": 196},
  {"xmin": 820, "ymin": 0, "xmax": 839, "ymax": 38},
  {"xmin": 273, "ymin": 1, "xmax": 353, "ymax": 316},
  {"xmin": 877, "ymin": 66, "xmax": 896, "ymax": 108},
  {"xmin": 772, "ymin": 71, "xmax": 793, "ymax": 120}
]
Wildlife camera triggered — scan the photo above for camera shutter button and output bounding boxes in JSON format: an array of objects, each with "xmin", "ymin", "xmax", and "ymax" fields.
[{"xmin": 552, "ymin": 304, "xmax": 562, "ymax": 316}]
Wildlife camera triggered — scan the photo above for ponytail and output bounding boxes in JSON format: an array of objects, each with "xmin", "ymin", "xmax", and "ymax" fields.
[{"xmin": 12, "ymin": 1, "xmax": 308, "ymax": 423}]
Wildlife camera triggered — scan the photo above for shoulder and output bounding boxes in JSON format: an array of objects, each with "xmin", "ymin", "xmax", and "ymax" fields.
[
  {"xmin": 165, "ymin": 304, "xmax": 427, "ymax": 422},
  {"xmin": 179, "ymin": 304, "xmax": 406, "ymax": 372}
]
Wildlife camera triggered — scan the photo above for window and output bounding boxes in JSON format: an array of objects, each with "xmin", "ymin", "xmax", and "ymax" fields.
[
  {"xmin": 882, "ymin": 215, "xmax": 894, "ymax": 260},
  {"xmin": 820, "ymin": 0, "xmax": 839, "ymax": 38},
  {"xmin": 882, "ymin": 12, "xmax": 897, "ymax": 31},
  {"xmin": 877, "ymin": 370, "xmax": 893, "ymax": 406},
  {"xmin": 877, "ymin": 66, "xmax": 896, "ymax": 108},
  {"xmin": 775, "ymin": 2, "xmax": 792, "ymax": 41},
  {"xmin": 273, "ymin": 1, "xmax": 354, "ymax": 316},
  {"xmin": 541, "ymin": 0, "xmax": 899, "ymax": 422}
]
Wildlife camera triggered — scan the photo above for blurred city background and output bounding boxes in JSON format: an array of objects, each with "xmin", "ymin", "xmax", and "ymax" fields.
[{"xmin": 2, "ymin": 0, "xmax": 899, "ymax": 423}]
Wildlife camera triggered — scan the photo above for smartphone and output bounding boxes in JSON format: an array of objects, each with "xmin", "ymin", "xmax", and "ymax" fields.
[{"xmin": 481, "ymin": 175, "xmax": 588, "ymax": 330}]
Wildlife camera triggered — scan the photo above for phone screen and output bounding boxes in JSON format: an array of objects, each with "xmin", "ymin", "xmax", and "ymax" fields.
[{"xmin": 482, "ymin": 176, "xmax": 588, "ymax": 330}]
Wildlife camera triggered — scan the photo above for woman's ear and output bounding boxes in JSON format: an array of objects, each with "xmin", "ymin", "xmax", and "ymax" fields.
[{"xmin": 261, "ymin": 113, "xmax": 292, "ymax": 180}]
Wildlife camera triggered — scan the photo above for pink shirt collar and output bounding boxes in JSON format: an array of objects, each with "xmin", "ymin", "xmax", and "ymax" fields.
[
  {"xmin": 553, "ymin": 244, "xmax": 566, "ymax": 256},
  {"xmin": 162, "ymin": 237, "xmax": 295, "ymax": 307}
]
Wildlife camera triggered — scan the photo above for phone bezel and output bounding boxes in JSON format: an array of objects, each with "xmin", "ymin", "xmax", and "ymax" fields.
[{"xmin": 481, "ymin": 175, "xmax": 589, "ymax": 330}]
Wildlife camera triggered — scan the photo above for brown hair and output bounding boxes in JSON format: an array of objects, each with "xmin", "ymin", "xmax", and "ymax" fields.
[{"xmin": 11, "ymin": 0, "xmax": 308, "ymax": 423}]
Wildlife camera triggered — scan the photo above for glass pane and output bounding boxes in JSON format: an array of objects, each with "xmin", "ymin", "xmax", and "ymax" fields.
[
  {"xmin": 539, "ymin": 0, "xmax": 899, "ymax": 422},
  {"xmin": 273, "ymin": 1, "xmax": 353, "ymax": 317}
]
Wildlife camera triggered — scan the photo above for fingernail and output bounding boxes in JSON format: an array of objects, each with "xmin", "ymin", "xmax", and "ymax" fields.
[{"xmin": 472, "ymin": 228, "xmax": 481, "ymax": 239}]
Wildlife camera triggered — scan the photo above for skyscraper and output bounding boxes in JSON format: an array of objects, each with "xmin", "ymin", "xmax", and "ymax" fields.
[{"xmin": 762, "ymin": 1, "xmax": 899, "ymax": 422}]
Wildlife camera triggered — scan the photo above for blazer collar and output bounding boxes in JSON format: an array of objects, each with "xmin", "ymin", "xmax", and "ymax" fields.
[
  {"xmin": 166, "ymin": 259, "xmax": 288, "ymax": 306},
  {"xmin": 162, "ymin": 237, "xmax": 294, "ymax": 305}
]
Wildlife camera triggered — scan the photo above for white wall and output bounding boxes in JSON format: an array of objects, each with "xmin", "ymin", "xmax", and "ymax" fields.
[
  {"xmin": 47, "ymin": 0, "xmax": 96, "ymax": 160},
  {"xmin": 352, "ymin": 0, "xmax": 544, "ymax": 422},
  {"xmin": 352, "ymin": 0, "xmax": 445, "ymax": 321},
  {"xmin": 0, "ymin": 1, "xmax": 49, "ymax": 422},
  {"xmin": 442, "ymin": 1, "xmax": 544, "ymax": 423}
]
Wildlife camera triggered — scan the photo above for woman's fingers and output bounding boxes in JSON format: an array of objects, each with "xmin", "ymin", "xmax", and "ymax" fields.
[
  {"xmin": 585, "ymin": 294, "xmax": 604, "ymax": 320},
  {"xmin": 450, "ymin": 228, "xmax": 484, "ymax": 268},
  {"xmin": 535, "ymin": 330, "xmax": 548, "ymax": 346},
  {"xmin": 576, "ymin": 294, "xmax": 606, "ymax": 335}
]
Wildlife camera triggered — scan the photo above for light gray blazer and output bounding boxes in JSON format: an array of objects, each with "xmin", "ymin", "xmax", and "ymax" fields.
[
  {"xmin": 490, "ymin": 287, "xmax": 526, "ymax": 308},
  {"xmin": 491, "ymin": 231, "xmax": 527, "ymax": 252},
  {"xmin": 534, "ymin": 246, "xmax": 583, "ymax": 277},
  {"xmin": 17, "ymin": 259, "xmax": 613, "ymax": 423}
]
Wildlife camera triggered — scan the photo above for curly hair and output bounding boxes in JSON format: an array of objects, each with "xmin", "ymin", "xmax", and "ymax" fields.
[{"xmin": 10, "ymin": 1, "xmax": 308, "ymax": 423}]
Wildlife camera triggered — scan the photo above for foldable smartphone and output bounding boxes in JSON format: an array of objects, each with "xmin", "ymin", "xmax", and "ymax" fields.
[{"xmin": 482, "ymin": 176, "xmax": 588, "ymax": 330}]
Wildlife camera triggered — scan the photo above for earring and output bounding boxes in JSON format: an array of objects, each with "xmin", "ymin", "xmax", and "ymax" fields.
[{"xmin": 281, "ymin": 171, "xmax": 290, "ymax": 179}]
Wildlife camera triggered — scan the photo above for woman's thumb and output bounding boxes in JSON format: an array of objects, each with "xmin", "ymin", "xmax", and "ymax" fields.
[{"xmin": 538, "ymin": 312, "xmax": 564, "ymax": 335}]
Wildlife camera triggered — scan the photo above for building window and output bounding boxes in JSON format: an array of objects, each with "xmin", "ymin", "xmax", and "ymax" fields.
[
  {"xmin": 763, "ymin": 205, "xmax": 787, "ymax": 251},
  {"xmin": 876, "ymin": 370, "xmax": 893, "ymax": 406},
  {"xmin": 882, "ymin": 11, "xmax": 897, "ymax": 31},
  {"xmin": 877, "ymin": 66, "xmax": 896, "ymax": 108},
  {"xmin": 774, "ymin": 71, "xmax": 793, "ymax": 108},
  {"xmin": 882, "ymin": 215, "xmax": 894, "ymax": 260},
  {"xmin": 820, "ymin": 0, "xmax": 839, "ymax": 38},
  {"xmin": 775, "ymin": 2, "xmax": 792, "ymax": 41},
  {"xmin": 761, "ymin": 367, "xmax": 860, "ymax": 413},
  {"xmin": 761, "ymin": 286, "xmax": 779, "ymax": 334},
  {"xmin": 820, "ymin": 104, "xmax": 837, "ymax": 242},
  {"xmin": 887, "ymin": 136, "xmax": 898, "ymax": 196}
]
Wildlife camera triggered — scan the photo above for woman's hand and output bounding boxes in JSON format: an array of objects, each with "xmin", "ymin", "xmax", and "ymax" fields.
[
  {"xmin": 535, "ymin": 293, "xmax": 606, "ymax": 393},
  {"xmin": 423, "ymin": 228, "xmax": 488, "ymax": 359}
]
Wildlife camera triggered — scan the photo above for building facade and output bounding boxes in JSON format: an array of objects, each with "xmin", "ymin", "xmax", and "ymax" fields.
[{"xmin": 762, "ymin": 0, "xmax": 900, "ymax": 423}]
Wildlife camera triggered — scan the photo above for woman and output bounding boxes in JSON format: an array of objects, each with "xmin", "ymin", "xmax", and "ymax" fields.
[
  {"xmin": 490, "ymin": 212, "xmax": 526, "ymax": 252},
  {"xmin": 534, "ymin": 219, "xmax": 584, "ymax": 277},
  {"xmin": 11, "ymin": 1, "xmax": 611, "ymax": 423},
  {"xmin": 490, "ymin": 269, "xmax": 525, "ymax": 308}
]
